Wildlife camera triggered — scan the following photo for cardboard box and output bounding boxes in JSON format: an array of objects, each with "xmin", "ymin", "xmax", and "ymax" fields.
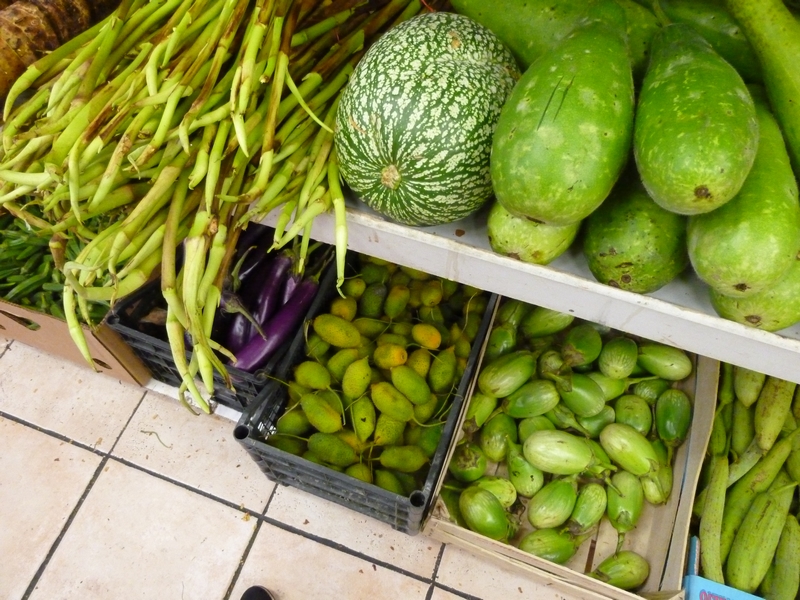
[
  {"xmin": 0, "ymin": 298, "xmax": 151, "ymax": 386},
  {"xmin": 422, "ymin": 320, "xmax": 720, "ymax": 600},
  {"xmin": 683, "ymin": 537, "xmax": 762, "ymax": 600}
]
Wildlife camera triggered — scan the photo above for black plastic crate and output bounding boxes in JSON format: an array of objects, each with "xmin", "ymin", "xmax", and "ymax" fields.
[
  {"xmin": 233, "ymin": 286, "xmax": 498, "ymax": 534},
  {"xmin": 106, "ymin": 262, "xmax": 337, "ymax": 411}
]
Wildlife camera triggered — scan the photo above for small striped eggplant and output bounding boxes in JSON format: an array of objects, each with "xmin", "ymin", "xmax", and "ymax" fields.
[
  {"xmin": 632, "ymin": 378, "xmax": 672, "ymax": 405},
  {"xmin": 522, "ymin": 429, "xmax": 594, "ymax": 475},
  {"xmin": 479, "ymin": 412, "xmax": 518, "ymax": 463},
  {"xmin": 462, "ymin": 392, "xmax": 498, "ymax": 434},
  {"xmin": 561, "ymin": 323, "xmax": 603, "ymax": 368},
  {"xmin": 473, "ymin": 475, "xmax": 518, "ymax": 509},
  {"xmin": 559, "ymin": 373, "xmax": 607, "ymax": 418},
  {"xmin": 527, "ymin": 477, "xmax": 579, "ymax": 529},
  {"xmin": 600, "ymin": 423, "xmax": 661, "ymax": 477},
  {"xmin": 459, "ymin": 486, "xmax": 517, "ymax": 542},
  {"xmin": 606, "ymin": 471, "xmax": 645, "ymax": 537},
  {"xmin": 520, "ymin": 306, "xmax": 574, "ymax": 338},
  {"xmin": 567, "ymin": 482, "xmax": 607, "ymax": 535},
  {"xmin": 598, "ymin": 337, "xmax": 639, "ymax": 379},
  {"xmin": 615, "ymin": 394, "xmax": 653, "ymax": 437},
  {"xmin": 448, "ymin": 441, "xmax": 488, "ymax": 483},
  {"xmin": 502, "ymin": 379, "xmax": 561, "ymax": 419},
  {"xmin": 590, "ymin": 550, "xmax": 651, "ymax": 590},
  {"xmin": 578, "ymin": 405, "xmax": 616, "ymax": 439},
  {"xmin": 478, "ymin": 350, "xmax": 538, "ymax": 398},
  {"xmin": 655, "ymin": 389, "xmax": 692, "ymax": 450},
  {"xmin": 518, "ymin": 528, "xmax": 586, "ymax": 565},
  {"xmin": 507, "ymin": 442, "xmax": 544, "ymax": 498},
  {"xmin": 637, "ymin": 343, "xmax": 693, "ymax": 380},
  {"xmin": 518, "ymin": 415, "xmax": 556, "ymax": 442}
]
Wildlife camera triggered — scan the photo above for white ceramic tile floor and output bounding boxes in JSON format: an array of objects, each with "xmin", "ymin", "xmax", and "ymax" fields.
[{"xmin": 0, "ymin": 339, "xmax": 586, "ymax": 600}]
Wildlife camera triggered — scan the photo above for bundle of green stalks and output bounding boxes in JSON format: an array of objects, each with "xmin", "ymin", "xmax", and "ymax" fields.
[{"xmin": 0, "ymin": 0, "xmax": 448, "ymax": 413}]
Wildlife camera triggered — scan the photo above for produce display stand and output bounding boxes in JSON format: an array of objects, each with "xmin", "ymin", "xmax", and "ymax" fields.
[
  {"xmin": 233, "ymin": 279, "xmax": 500, "ymax": 535},
  {"xmin": 421, "ymin": 349, "xmax": 719, "ymax": 600},
  {"xmin": 260, "ymin": 197, "xmax": 800, "ymax": 387},
  {"xmin": 0, "ymin": 297, "xmax": 150, "ymax": 386}
]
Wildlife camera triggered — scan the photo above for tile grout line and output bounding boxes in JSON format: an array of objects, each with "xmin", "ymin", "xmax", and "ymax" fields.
[
  {"xmin": 255, "ymin": 512, "xmax": 436, "ymax": 585},
  {"xmin": 221, "ymin": 494, "xmax": 275, "ymax": 600},
  {"xmin": 426, "ymin": 543, "xmax": 448, "ymax": 599},
  {"xmin": 0, "ymin": 410, "xmax": 108, "ymax": 458},
  {"xmin": 21, "ymin": 454, "xmax": 112, "ymax": 599},
  {"xmin": 435, "ymin": 582, "xmax": 483, "ymax": 600},
  {"xmin": 18, "ymin": 391, "xmax": 148, "ymax": 600}
]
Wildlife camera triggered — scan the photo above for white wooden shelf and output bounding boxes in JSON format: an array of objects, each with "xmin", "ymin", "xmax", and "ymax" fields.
[{"xmin": 262, "ymin": 196, "xmax": 800, "ymax": 386}]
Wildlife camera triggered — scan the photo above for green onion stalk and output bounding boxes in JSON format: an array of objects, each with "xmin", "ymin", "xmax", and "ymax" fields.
[{"xmin": 0, "ymin": 0, "xmax": 447, "ymax": 412}]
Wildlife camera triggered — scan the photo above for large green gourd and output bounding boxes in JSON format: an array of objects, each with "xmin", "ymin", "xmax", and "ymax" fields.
[
  {"xmin": 687, "ymin": 89, "xmax": 800, "ymax": 298},
  {"xmin": 486, "ymin": 201, "xmax": 580, "ymax": 265},
  {"xmin": 660, "ymin": 0, "xmax": 763, "ymax": 83},
  {"xmin": 583, "ymin": 172, "xmax": 688, "ymax": 294},
  {"xmin": 725, "ymin": 0, "xmax": 800, "ymax": 171},
  {"xmin": 450, "ymin": 0, "xmax": 622, "ymax": 69},
  {"xmin": 710, "ymin": 257, "xmax": 800, "ymax": 332},
  {"xmin": 633, "ymin": 24, "xmax": 759, "ymax": 215},
  {"xmin": 491, "ymin": 14, "xmax": 634, "ymax": 226},
  {"xmin": 334, "ymin": 12, "xmax": 519, "ymax": 227}
]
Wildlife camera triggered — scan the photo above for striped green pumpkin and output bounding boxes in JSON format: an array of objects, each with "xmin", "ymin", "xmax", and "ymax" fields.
[{"xmin": 334, "ymin": 12, "xmax": 519, "ymax": 226}]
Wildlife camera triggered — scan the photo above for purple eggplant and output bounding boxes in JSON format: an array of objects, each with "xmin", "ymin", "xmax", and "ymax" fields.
[
  {"xmin": 226, "ymin": 252, "xmax": 293, "ymax": 353},
  {"xmin": 282, "ymin": 270, "xmax": 303, "ymax": 305},
  {"xmin": 236, "ymin": 231, "xmax": 274, "ymax": 282},
  {"xmin": 251, "ymin": 252, "xmax": 293, "ymax": 327},
  {"xmin": 222, "ymin": 291, "xmax": 262, "ymax": 354},
  {"xmin": 233, "ymin": 277, "xmax": 320, "ymax": 372}
]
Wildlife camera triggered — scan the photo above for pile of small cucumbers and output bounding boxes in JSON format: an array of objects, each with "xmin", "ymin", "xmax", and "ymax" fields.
[{"xmin": 442, "ymin": 298, "xmax": 695, "ymax": 591}]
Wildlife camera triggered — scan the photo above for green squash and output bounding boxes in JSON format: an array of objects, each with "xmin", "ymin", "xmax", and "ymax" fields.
[{"xmin": 334, "ymin": 12, "xmax": 519, "ymax": 226}]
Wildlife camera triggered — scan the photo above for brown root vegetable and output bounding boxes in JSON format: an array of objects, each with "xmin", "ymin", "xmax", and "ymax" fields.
[
  {"xmin": 88, "ymin": 0, "xmax": 121, "ymax": 21},
  {"xmin": 2, "ymin": 1, "xmax": 60, "ymax": 50},
  {"xmin": 0, "ymin": 34, "xmax": 27, "ymax": 101},
  {"xmin": 26, "ymin": 0, "xmax": 93, "ymax": 44}
]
